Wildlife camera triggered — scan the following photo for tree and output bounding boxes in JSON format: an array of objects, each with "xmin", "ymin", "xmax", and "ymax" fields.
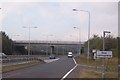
[
  {"xmin": 1, "ymin": 31, "xmax": 13, "ymax": 55},
  {"xmin": 85, "ymin": 35, "xmax": 103, "ymax": 51},
  {"xmin": 84, "ymin": 34, "xmax": 118, "ymax": 57},
  {"xmin": 1, "ymin": 31, "xmax": 27, "ymax": 55}
]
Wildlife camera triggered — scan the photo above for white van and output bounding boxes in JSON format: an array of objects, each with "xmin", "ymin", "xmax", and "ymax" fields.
[{"xmin": 68, "ymin": 52, "xmax": 73, "ymax": 58}]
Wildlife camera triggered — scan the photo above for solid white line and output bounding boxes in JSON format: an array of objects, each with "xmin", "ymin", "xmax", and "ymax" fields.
[
  {"xmin": 61, "ymin": 65, "xmax": 78, "ymax": 80},
  {"xmin": 73, "ymin": 58, "xmax": 77, "ymax": 65}
]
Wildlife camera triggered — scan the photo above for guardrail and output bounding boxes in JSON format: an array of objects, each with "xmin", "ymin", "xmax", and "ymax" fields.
[
  {"xmin": 14, "ymin": 40, "xmax": 81, "ymax": 45},
  {"xmin": 2, "ymin": 55, "xmax": 43, "ymax": 63}
]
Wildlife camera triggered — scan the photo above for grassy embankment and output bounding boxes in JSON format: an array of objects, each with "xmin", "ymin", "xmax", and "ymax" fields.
[
  {"xmin": 1, "ymin": 60, "xmax": 45, "ymax": 73},
  {"xmin": 75, "ymin": 55, "xmax": 118, "ymax": 78}
]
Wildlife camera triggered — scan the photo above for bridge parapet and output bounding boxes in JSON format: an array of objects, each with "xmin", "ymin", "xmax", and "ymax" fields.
[{"xmin": 14, "ymin": 40, "xmax": 81, "ymax": 45}]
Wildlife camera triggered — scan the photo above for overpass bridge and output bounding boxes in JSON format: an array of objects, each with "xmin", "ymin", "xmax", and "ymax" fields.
[
  {"xmin": 14, "ymin": 40, "xmax": 80, "ymax": 45},
  {"xmin": 13, "ymin": 40, "xmax": 83, "ymax": 55}
]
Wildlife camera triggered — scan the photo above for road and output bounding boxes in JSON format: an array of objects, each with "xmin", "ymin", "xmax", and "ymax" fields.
[{"xmin": 2, "ymin": 56, "xmax": 78, "ymax": 79}]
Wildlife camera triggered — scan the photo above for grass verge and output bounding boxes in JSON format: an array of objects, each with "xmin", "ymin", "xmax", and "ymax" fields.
[
  {"xmin": 75, "ymin": 55, "xmax": 118, "ymax": 78},
  {"xmin": 79, "ymin": 69, "xmax": 118, "ymax": 78},
  {"xmin": 2, "ymin": 60, "xmax": 45, "ymax": 73}
]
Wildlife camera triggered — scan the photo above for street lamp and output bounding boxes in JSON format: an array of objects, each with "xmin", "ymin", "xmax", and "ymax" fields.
[
  {"xmin": 43, "ymin": 34, "xmax": 53, "ymax": 56},
  {"xmin": 11, "ymin": 35, "xmax": 20, "ymax": 54},
  {"xmin": 11, "ymin": 35, "xmax": 20, "ymax": 40},
  {"xmin": 73, "ymin": 9, "xmax": 90, "ymax": 59},
  {"xmin": 73, "ymin": 27, "xmax": 81, "ymax": 55},
  {"xmin": 103, "ymin": 31, "xmax": 111, "ymax": 51},
  {"xmin": 49, "ymin": 35, "xmax": 54, "ymax": 56},
  {"xmin": 102, "ymin": 31, "xmax": 111, "ymax": 80},
  {"xmin": 23, "ymin": 26, "xmax": 37, "ymax": 55}
]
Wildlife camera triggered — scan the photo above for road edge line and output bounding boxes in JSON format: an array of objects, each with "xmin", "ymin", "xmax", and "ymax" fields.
[
  {"xmin": 61, "ymin": 64, "xmax": 78, "ymax": 80},
  {"xmin": 61, "ymin": 58, "xmax": 78, "ymax": 80},
  {"xmin": 73, "ymin": 58, "xmax": 77, "ymax": 65}
]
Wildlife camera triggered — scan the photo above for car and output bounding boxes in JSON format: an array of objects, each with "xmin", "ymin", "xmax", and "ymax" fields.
[
  {"xmin": 68, "ymin": 52, "xmax": 73, "ymax": 58},
  {"xmin": 49, "ymin": 54, "xmax": 56, "ymax": 59}
]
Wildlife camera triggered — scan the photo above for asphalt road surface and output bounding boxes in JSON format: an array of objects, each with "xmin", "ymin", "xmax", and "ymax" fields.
[{"xmin": 2, "ymin": 56, "xmax": 77, "ymax": 79}]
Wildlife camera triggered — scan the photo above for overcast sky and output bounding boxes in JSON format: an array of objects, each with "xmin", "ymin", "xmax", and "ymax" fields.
[{"xmin": 0, "ymin": 1, "xmax": 118, "ymax": 42}]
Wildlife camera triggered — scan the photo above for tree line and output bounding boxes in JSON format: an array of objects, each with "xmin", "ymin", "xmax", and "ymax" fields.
[
  {"xmin": 1, "ymin": 31, "xmax": 119, "ymax": 56},
  {"xmin": 2, "ymin": 31, "xmax": 13, "ymax": 55},
  {"xmin": 84, "ymin": 35, "xmax": 118, "ymax": 57},
  {"xmin": 1, "ymin": 31, "xmax": 27, "ymax": 55}
]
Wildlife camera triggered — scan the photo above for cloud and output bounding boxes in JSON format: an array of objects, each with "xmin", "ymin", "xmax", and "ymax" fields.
[{"xmin": 1, "ymin": 2, "xmax": 118, "ymax": 42}]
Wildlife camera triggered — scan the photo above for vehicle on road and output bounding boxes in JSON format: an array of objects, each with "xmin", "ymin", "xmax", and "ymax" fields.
[
  {"xmin": 49, "ymin": 54, "xmax": 56, "ymax": 59},
  {"xmin": 68, "ymin": 52, "xmax": 73, "ymax": 58}
]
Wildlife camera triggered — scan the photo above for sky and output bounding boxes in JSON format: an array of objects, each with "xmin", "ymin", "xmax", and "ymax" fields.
[{"xmin": 0, "ymin": 0, "xmax": 118, "ymax": 42}]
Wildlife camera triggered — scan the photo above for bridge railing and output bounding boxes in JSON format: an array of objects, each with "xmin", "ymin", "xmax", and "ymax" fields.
[
  {"xmin": 2, "ymin": 55, "xmax": 43, "ymax": 63},
  {"xmin": 14, "ymin": 40, "xmax": 81, "ymax": 45}
]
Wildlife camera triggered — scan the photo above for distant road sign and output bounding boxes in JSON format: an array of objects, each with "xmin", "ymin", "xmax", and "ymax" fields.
[{"xmin": 96, "ymin": 51, "xmax": 112, "ymax": 58}]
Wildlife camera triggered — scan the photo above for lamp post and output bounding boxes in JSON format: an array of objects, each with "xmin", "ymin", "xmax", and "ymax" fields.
[
  {"xmin": 103, "ymin": 31, "xmax": 111, "ymax": 51},
  {"xmin": 23, "ymin": 26, "xmax": 37, "ymax": 55},
  {"xmin": 102, "ymin": 31, "xmax": 111, "ymax": 80},
  {"xmin": 44, "ymin": 34, "xmax": 53, "ymax": 56},
  {"xmin": 73, "ymin": 27, "xmax": 81, "ymax": 55},
  {"xmin": 49, "ymin": 35, "xmax": 54, "ymax": 56},
  {"xmin": 11, "ymin": 35, "xmax": 20, "ymax": 40},
  {"xmin": 73, "ymin": 9, "xmax": 90, "ymax": 59},
  {"xmin": 11, "ymin": 35, "xmax": 20, "ymax": 55}
]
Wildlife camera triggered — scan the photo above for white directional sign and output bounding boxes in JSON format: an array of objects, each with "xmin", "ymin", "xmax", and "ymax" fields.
[{"xmin": 96, "ymin": 51, "xmax": 112, "ymax": 58}]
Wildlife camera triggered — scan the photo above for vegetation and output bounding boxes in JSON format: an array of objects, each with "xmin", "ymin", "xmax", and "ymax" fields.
[
  {"xmin": 75, "ymin": 55, "xmax": 118, "ymax": 68},
  {"xmin": 75, "ymin": 55, "xmax": 118, "ymax": 78},
  {"xmin": 79, "ymin": 69, "xmax": 118, "ymax": 78},
  {"xmin": 1, "ymin": 31, "xmax": 27, "ymax": 55},
  {"xmin": 76, "ymin": 34, "xmax": 119, "ymax": 78},
  {"xmin": 2, "ymin": 31, "xmax": 13, "ymax": 55},
  {"xmin": 84, "ymin": 34, "xmax": 118, "ymax": 57},
  {"xmin": 2, "ymin": 60, "xmax": 45, "ymax": 73}
]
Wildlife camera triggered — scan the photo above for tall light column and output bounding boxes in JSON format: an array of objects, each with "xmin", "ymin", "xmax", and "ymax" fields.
[
  {"xmin": 73, "ymin": 27, "xmax": 81, "ymax": 55},
  {"xmin": 44, "ymin": 34, "xmax": 53, "ymax": 56},
  {"xmin": 102, "ymin": 31, "xmax": 111, "ymax": 80},
  {"xmin": 73, "ymin": 9, "xmax": 90, "ymax": 59},
  {"xmin": 103, "ymin": 31, "xmax": 111, "ymax": 51},
  {"xmin": 11, "ymin": 35, "xmax": 20, "ymax": 40},
  {"xmin": 50, "ymin": 35, "xmax": 54, "ymax": 56},
  {"xmin": 23, "ymin": 26, "xmax": 37, "ymax": 55},
  {"xmin": 11, "ymin": 35, "xmax": 20, "ymax": 54}
]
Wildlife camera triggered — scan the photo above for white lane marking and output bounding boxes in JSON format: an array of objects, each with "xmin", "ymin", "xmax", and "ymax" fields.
[
  {"xmin": 73, "ymin": 58, "xmax": 77, "ymax": 65},
  {"xmin": 44, "ymin": 58, "xmax": 59, "ymax": 63},
  {"xmin": 61, "ymin": 65, "xmax": 78, "ymax": 80}
]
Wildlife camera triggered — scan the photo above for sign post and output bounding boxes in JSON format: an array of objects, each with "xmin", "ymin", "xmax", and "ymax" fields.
[{"xmin": 96, "ymin": 51, "xmax": 112, "ymax": 80}]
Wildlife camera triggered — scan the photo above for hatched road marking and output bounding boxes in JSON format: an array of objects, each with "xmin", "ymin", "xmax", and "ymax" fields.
[{"xmin": 44, "ymin": 58, "xmax": 59, "ymax": 63}]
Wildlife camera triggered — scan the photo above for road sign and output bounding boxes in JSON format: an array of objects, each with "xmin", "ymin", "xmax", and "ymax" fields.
[{"xmin": 96, "ymin": 51, "xmax": 112, "ymax": 58}]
